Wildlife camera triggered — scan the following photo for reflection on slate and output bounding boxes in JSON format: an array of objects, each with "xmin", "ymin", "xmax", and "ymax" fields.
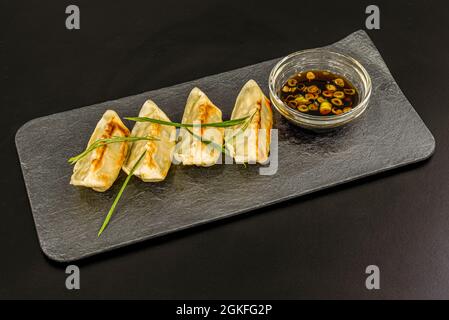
[{"xmin": 15, "ymin": 30, "xmax": 435, "ymax": 262}]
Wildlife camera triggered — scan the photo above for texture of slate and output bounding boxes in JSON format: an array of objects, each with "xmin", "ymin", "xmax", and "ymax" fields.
[{"xmin": 15, "ymin": 30, "xmax": 435, "ymax": 262}]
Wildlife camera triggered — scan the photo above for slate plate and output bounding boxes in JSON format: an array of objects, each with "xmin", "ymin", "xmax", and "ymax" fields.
[{"xmin": 15, "ymin": 30, "xmax": 435, "ymax": 262}]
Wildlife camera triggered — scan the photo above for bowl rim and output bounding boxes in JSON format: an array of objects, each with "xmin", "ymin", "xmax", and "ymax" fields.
[{"xmin": 268, "ymin": 49, "xmax": 372, "ymax": 121}]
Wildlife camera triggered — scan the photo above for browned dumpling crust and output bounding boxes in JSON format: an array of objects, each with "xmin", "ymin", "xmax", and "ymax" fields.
[
  {"xmin": 122, "ymin": 100, "xmax": 176, "ymax": 182},
  {"xmin": 174, "ymin": 87, "xmax": 223, "ymax": 166},
  {"xmin": 225, "ymin": 80, "xmax": 273, "ymax": 164},
  {"xmin": 70, "ymin": 110, "xmax": 130, "ymax": 192}
]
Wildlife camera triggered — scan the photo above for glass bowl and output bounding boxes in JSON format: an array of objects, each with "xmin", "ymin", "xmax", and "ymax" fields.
[{"xmin": 268, "ymin": 49, "xmax": 372, "ymax": 131}]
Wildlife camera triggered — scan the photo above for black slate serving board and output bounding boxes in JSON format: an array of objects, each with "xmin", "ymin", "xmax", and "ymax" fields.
[{"xmin": 15, "ymin": 30, "xmax": 435, "ymax": 262}]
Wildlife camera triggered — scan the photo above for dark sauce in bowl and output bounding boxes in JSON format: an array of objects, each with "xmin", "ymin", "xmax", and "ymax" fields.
[{"xmin": 279, "ymin": 70, "xmax": 359, "ymax": 116}]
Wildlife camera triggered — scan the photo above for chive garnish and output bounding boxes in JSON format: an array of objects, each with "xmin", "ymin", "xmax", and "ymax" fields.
[
  {"xmin": 223, "ymin": 110, "xmax": 257, "ymax": 144},
  {"xmin": 183, "ymin": 110, "xmax": 257, "ymax": 156},
  {"xmin": 124, "ymin": 116, "xmax": 250, "ymax": 128},
  {"xmin": 71, "ymin": 110, "xmax": 259, "ymax": 237},
  {"xmin": 97, "ymin": 149, "xmax": 146, "ymax": 237},
  {"xmin": 68, "ymin": 136, "xmax": 158, "ymax": 165},
  {"xmin": 184, "ymin": 127, "xmax": 229, "ymax": 155}
]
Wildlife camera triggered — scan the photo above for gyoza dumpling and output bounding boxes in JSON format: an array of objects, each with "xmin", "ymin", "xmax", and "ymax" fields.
[
  {"xmin": 225, "ymin": 80, "xmax": 273, "ymax": 164},
  {"xmin": 174, "ymin": 88, "xmax": 223, "ymax": 166},
  {"xmin": 70, "ymin": 110, "xmax": 130, "ymax": 192},
  {"xmin": 122, "ymin": 100, "xmax": 176, "ymax": 182}
]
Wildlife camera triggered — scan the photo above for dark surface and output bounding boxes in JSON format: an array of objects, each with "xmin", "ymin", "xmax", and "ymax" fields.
[
  {"xmin": 1, "ymin": 0, "xmax": 449, "ymax": 299},
  {"xmin": 15, "ymin": 31, "xmax": 435, "ymax": 262}
]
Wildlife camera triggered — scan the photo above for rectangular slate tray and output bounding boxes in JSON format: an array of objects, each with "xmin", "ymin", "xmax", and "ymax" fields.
[{"xmin": 15, "ymin": 30, "xmax": 435, "ymax": 262}]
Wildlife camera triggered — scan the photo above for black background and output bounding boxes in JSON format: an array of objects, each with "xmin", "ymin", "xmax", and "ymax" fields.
[{"xmin": 1, "ymin": 0, "xmax": 449, "ymax": 299}]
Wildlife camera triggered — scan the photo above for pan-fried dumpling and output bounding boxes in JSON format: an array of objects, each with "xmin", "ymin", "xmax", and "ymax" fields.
[
  {"xmin": 70, "ymin": 110, "xmax": 130, "ymax": 192},
  {"xmin": 225, "ymin": 80, "xmax": 273, "ymax": 164},
  {"xmin": 174, "ymin": 88, "xmax": 223, "ymax": 166},
  {"xmin": 122, "ymin": 100, "xmax": 176, "ymax": 182}
]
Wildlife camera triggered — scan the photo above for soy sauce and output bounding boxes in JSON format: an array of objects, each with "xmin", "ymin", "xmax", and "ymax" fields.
[{"xmin": 279, "ymin": 70, "xmax": 359, "ymax": 116}]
